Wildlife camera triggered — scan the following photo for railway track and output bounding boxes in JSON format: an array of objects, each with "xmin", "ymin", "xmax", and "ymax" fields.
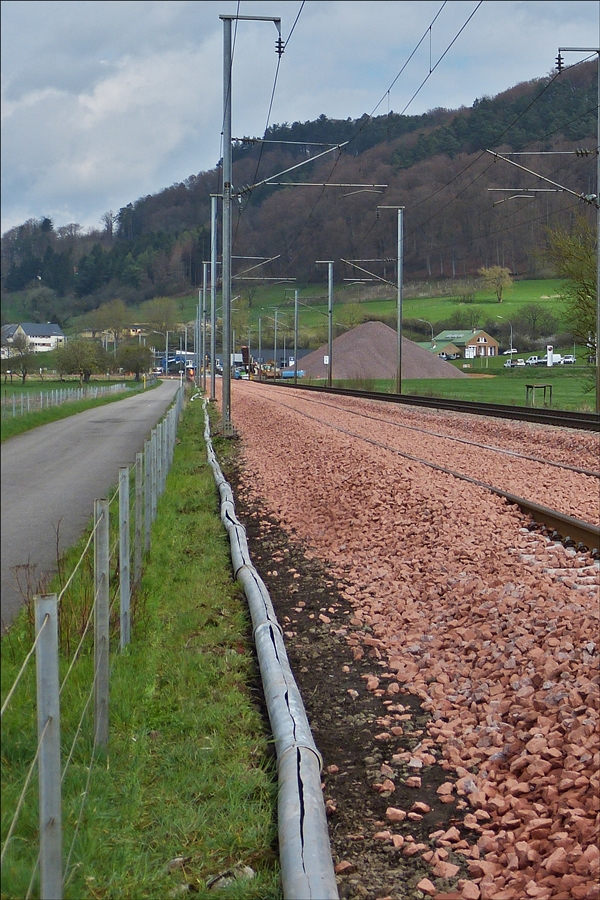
[
  {"xmin": 270, "ymin": 380, "xmax": 600, "ymax": 431},
  {"xmin": 250, "ymin": 383, "xmax": 600, "ymax": 557},
  {"xmin": 226, "ymin": 379, "xmax": 600, "ymax": 900}
]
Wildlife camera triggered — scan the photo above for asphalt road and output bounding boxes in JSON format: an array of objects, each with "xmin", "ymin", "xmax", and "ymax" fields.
[{"xmin": 1, "ymin": 379, "xmax": 181, "ymax": 628}]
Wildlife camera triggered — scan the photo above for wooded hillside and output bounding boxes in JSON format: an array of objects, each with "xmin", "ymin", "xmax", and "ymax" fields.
[{"xmin": 1, "ymin": 59, "xmax": 597, "ymax": 326}]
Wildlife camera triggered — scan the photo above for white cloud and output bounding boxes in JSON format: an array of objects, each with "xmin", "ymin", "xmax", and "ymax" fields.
[{"xmin": 1, "ymin": 0, "xmax": 598, "ymax": 233}]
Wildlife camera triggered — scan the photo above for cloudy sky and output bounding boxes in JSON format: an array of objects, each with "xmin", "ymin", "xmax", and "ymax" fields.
[{"xmin": 1, "ymin": 0, "xmax": 598, "ymax": 235}]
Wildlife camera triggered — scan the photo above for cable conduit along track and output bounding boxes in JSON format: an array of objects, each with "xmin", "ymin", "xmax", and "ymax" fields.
[
  {"xmin": 272, "ymin": 381, "xmax": 600, "ymax": 431},
  {"xmin": 201, "ymin": 399, "xmax": 339, "ymax": 900}
]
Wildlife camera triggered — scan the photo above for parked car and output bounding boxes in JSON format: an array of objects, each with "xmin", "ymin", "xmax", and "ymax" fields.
[
  {"xmin": 515, "ymin": 358, "xmax": 526, "ymax": 366},
  {"xmin": 525, "ymin": 356, "xmax": 539, "ymax": 366},
  {"xmin": 503, "ymin": 359, "xmax": 517, "ymax": 368},
  {"xmin": 502, "ymin": 349, "xmax": 519, "ymax": 355},
  {"xmin": 536, "ymin": 353, "xmax": 562, "ymax": 365},
  {"xmin": 560, "ymin": 355, "xmax": 576, "ymax": 364}
]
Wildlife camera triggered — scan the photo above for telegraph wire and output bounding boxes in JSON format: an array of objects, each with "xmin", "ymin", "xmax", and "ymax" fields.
[
  {"xmin": 274, "ymin": 0, "xmax": 489, "ymax": 274},
  {"xmin": 232, "ymin": 0, "xmax": 307, "ymax": 255},
  {"xmin": 397, "ymin": 1, "xmax": 483, "ymax": 117},
  {"xmin": 284, "ymin": 1, "xmax": 306, "ymax": 50},
  {"xmin": 369, "ymin": 1, "xmax": 448, "ymax": 120},
  {"xmin": 404, "ymin": 54, "xmax": 597, "ymax": 219},
  {"xmin": 346, "ymin": 58, "xmax": 597, "ymax": 260}
]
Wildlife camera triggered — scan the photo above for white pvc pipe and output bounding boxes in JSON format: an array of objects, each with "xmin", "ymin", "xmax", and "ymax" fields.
[{"xmin": 202, "ymin": 400, "xmax": 338, "ymax": 900}]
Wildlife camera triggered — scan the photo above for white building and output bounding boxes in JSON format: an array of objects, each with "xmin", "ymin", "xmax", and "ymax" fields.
[{"xmin": 1, "ymin": 323, "xmax": 66, "ymax": 356}]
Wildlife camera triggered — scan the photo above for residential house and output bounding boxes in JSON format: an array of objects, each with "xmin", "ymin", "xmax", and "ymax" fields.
[
  {"xmin": 431, "ymin": 329, "xmax": 499, "ymax": 359},
  {"xmin": 1, "ymin": 323, "xmax": 65, "ymax": 356}
]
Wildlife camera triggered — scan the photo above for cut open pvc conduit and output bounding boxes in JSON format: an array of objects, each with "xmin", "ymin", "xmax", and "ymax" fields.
[{"xmin": 201, "ymin": 400, "xmax": 339, "ymax": 900}]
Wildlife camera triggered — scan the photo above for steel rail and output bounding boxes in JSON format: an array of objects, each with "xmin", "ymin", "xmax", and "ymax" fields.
[
  {"xmin": 275, "ymin": 392, "xmax": 600, "ymax": 478},
  {"xmin": 269, "ymin": 382, "xmax": 600, "ymax": 431},
  {"xmin": 256, "ymin": 387, "xmax": 600, "ymax": 557}
]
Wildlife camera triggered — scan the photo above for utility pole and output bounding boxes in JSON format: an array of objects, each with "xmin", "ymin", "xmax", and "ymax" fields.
[
  {"xmin": 489, "ymin": 48, "xmax": 599, "ymax": 411},
  {"xmin": 316, "ymin": 261, "xmax": 334, "ymax": 387},
  {"xmin": 202, "ymin": 261, "xmax": 208, "ymax": 392},
  {"xmin": 557, "ymin": 47, "xmax": 600, "ymax": 413},
  {"xmin": 377, "ymin": 207, "xmax": 404, "ymax": 393},
  {"xmin": 221, "ymin": 14, "xmax": 233, "ymax": 432},
  {"xmin": 294, "ymin": 289, "xmax": 299, "ymax": 384},
  {"xmin": 220, "ymin": 13, "xmax": 282, "ymax": 433},
  {"xmin": 210, "ymin": 194, "xmax": 218, "ymax": 401}
]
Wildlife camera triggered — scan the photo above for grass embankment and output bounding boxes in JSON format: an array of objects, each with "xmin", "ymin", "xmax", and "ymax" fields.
[
  {"xmin": 0, "ymin": 380, "xmax": 157, "ymax": 443},
  {"xmin": 1, "ymin": 398, "xmax": 280, "ymax": 899},
  {"xmin": 317, "ymin": 365, "xmax": 594, "ymax": 411},
  {"xmin": 402, "ymin": 368, "xmax": 595, "ymax": 410}
]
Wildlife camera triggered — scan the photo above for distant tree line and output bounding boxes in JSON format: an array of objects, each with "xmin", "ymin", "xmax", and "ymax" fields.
[{"xmin": 1, "ymin": 60, "xmax": 596, "ymax": 329}]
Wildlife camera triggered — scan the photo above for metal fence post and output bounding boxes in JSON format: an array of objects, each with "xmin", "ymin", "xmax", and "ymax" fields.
[
  {"xmin": 151, "ymin": 429, "xmax": 158, "ymax": 522},
  {"xmin": 156, "ymin": 422, "xmax": 163, "ymax": 504},
  {"xmin": 144, "ymin": 439, "xmax": 152, "ymax": 551},
  {"xmin": 134, "ymin": 451, "xmax": 143, "ymax": 586},
  {"xmin": 34, "ymin": 593, "xmax": 62, "ymax": 900},
  {"xmin": 94, "ymin": 499, "xmax": 109, "ymax": 749},
  {"xmin": 119, "ymin": 468, "xmax": 130, "ymax": 650},
  {"xmin": 161, "ymin": 419, "xmax": 167, "ymax": 492}
]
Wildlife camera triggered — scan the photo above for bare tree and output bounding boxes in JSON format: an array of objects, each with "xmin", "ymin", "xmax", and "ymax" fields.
[{"xmin": 100, "ymin": 211, "xmax": 115, "ymax": 242}]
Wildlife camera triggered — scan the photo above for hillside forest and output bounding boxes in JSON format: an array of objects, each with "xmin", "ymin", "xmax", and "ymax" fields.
[{"xmin": 0, "ymin": 59, "xmax": 597, "ymax": 334}]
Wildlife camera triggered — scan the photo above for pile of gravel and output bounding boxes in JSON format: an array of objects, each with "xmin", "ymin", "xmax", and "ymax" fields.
[{"xmin": 300, "ymin": 321, "xmax": 467, "ymax": 381}]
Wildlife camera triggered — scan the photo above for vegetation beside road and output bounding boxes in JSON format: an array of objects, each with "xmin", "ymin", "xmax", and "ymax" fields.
[{"xmin": 1, "ymin": 398, "xmax": 280, "ymax": 899}]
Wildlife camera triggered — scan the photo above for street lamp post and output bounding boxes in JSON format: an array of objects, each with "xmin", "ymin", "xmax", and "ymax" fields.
[
  {"xmin": 152, "ymin": 330, "xmax": 169, "ymax": 375},
  {"xmin": 418, "ymin": 318, "xmax": 434, "ymax": 348},
  {"xmin": 497, "ymin": 316, "xmax": 513, "ymax": 354},
  {"xmin": 316, "ymin": 261, "xmax": 334, "ymax": 387}
]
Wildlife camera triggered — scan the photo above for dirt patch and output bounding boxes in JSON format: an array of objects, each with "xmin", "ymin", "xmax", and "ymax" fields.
[{"xmin": 225, "ymin": 459, "xmax": 473, "ymax": 900}]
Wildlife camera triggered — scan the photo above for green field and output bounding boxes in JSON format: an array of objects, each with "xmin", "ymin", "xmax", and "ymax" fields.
[
  {"xmin": 69, "ymin": 278, "xmax": 567, "ymax": 340},
  {"xmin": 162, "ymin": 279, "xmax": 568, "ymax": 329},
  {"xmin": 250, "ymin": 278, "xmax": 569, "ymax": 336},
  {"xmin": 312, "ymin": 363, "xmax": 594, "ymax": 412}
]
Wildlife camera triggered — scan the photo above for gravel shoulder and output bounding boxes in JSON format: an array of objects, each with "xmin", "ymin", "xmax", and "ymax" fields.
[{"xmin": 223, "ymin": 382, "xmax": 599, "ymax": 900}]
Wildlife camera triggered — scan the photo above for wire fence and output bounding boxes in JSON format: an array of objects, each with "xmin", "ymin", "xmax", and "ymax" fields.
[
  {"xmin": 1, "ymin": 386, "xmax": 184, "ymax": 900},
  {"xmin": 1, "ymin": 384, "xmax": 130, "ymax": 419}
]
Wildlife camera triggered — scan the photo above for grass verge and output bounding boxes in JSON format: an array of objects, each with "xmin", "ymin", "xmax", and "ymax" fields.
[
  {"xmin": 1, "ymin": 396, "xmax": 280, "ymax": 899},
  {"xmin": 301, "ymin": 367, "xmax": 594, "ymax": 411}
]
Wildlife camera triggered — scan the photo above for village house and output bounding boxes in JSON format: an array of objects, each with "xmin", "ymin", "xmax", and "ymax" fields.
[
  {"xmin": 1, "ymin": 323, "xmax": 66, "ymax": 356},
  {"xmin": 428, "ymin": 329, "xmax": 499, "ymax": 359}
]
